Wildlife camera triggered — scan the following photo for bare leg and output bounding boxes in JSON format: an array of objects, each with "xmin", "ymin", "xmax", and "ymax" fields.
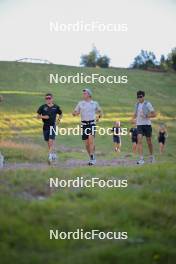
[
  {"xmin": 114, "ymin": 143, "xmax": 120, "ymax": 152},
  {"xmin": 48, "ymin": 139, "xmax": 54, "ymax": 153},
  {"xmin": 159, "ymin": 143, "xmax": 164, "ymax": 154},
  {"xmin": 137, "ymin": 134, "xmax": 143, "ymax": 158},
  {"xmin": 85, "ymin": 139, "xmax": 90, "ymax": 156},
  {"xmin": 132, "ymin": 143, "xmax": 137, "ymax": 155},
  {"xmin": 146, "ymin": 137, "xmax": 153, "ymax": 156},
  {"xmin": 88, "ymin": 135, "xmax": 95, "ymax": 156}
]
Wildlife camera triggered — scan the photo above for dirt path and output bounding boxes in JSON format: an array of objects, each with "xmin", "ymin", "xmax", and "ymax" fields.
[{"xmin": 1, "ymin": 158, "xmax": 140, "ymax": 170}]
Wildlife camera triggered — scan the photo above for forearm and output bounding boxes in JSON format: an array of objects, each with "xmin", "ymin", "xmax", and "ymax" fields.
[
  {"xmin": 72, "ymin": 111, "xmax": 79, "ymax": 116},
  {"xmin": 132, "ymin": 114, "xmax": 136, "ymax": 121},
  {"xmin": 147, "ymin": 112, "xmax": 156, "ymax": 118},
  {"xmin": 37, "ymin": 114, "xmax": 49, "ymax": 120},
  {"xmin": 97, "ymin": 110, "xmax": 103, "ymax": 118},
  {"xmin": 57, "ymin": 114, "xmax": 63, "ymax": 121}
]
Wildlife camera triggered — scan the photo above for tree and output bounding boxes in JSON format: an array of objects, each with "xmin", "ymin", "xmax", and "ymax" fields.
[
  {"xmin": 80, "ymin": 47, "xmax": 110, "ymax": 68},
  {"xmin": 160, "ymin": 54, "xmax": 165, "ymax": 64},
  {"xmin": 96, "ymin": 55, "xmax": 110, "ymax": 68},
  {"xmin": 167, "ymin": 47, "xmax": 176, "ymax": 71},
  {"xmin": 80, "ymin": 48, "xmax": 98, "ymax": 67},
  {"xmin": 159, "ymin": 55, "xmax": 168, "ymax": 71},
  {"xmin": 131, "ymin": 50, "xmax": 158, "ymax": 69}
]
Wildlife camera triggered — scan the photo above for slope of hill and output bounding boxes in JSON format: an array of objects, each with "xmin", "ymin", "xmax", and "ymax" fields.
[
  {"xmin": 0, "ymin": 61, "xmax": 176, "ymax": 264},
  {"xmin": 0, "ymin": 61, "xmax": 175, "ymax": 162}
]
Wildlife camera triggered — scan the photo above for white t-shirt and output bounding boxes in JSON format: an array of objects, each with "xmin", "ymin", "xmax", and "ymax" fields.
[
  {"xmin": 136, "ymin": 102, "xmax": 154, "ymax": 125},
  {"xmin": 74, "ymin": 100, "xmax": 101, "ymax": 121}
]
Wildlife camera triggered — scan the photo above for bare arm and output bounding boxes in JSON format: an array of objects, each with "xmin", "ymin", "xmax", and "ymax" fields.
[
  {"xmin": 72, "ymin": 110, "xmax": 80, "ymax": 116},
  {"xmin": 72, "ymin": 102, "xmax": 80, "ymax": 116},
  {"xmin": 96, "ymin": 109, "xmax": 103, "ymax": 121},
  {"xmin": 146, "ymin": 111, "xmax": 157, "ymax": 118},
  {"xmin": 132, "ymin": 113, "xmax": 137, "ymax": 123},
  {"xmin": 95, "ymin": 102, "xmax": 103, "ymax": 121},
  {"xmin": 37, "ymin": 114, "xmax": 49, "ymax": 120},
  {"xmin": 57, "ymin": 113, "xmax": 63, "ymax": 122}
]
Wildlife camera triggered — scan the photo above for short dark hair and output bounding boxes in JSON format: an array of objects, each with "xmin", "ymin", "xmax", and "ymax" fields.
[
  {"xmin": 45, "ymin": 93, "xmax": 53, "ymax": 97},
  {"xmin": 137, "ymin": 90, "xmax": 145, "ymax": 97}
]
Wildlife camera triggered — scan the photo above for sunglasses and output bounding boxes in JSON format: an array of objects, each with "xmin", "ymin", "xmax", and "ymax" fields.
[
  {"xmin": 137, "ymin": 95, "xmax": 143, "ymax": 98},
  {"xmin": 45, "ymin": 97, "xmax": 52, "ymax": 100}
]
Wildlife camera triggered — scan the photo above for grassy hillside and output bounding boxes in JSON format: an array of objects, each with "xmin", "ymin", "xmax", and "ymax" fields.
[
  {"xmin": 0, "ymin": 61, "xmax": 176, "ymax": 264},
  {"xmin": 0, "ymin": 61, "xmax": 176, "ymax": 162}
]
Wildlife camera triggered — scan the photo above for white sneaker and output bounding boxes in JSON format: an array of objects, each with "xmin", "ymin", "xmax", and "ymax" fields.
[
  {"xmin": 149, "ymin": 156, "xmax": 155, "ymax": 163},
  {"xmin": 88, "ymin": 155, "xmax": 96, "ymax": 166},
  {"xmin": 48, "ymin": 153, "xmax": 53, "ymax": 164},
  {"xmin": 52, "ymin": 153, "xmax": 57, "ymax": 161},
  {"xmin": 137, "ymin": 159, "xmax": 145, "ymax": 165},
  {"xmin": 89, "ymin": 160, "xmax": 96, "ymax": 166}
]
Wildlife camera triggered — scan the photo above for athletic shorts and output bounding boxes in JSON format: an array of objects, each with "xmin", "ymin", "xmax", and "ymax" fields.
[
  {"xmin": 81, "ymin": 122, "xmax": 96, "ymax": 141},
  {"xmin": 132, "ymin": 137, "xmax": 138, "ymax": 144},
  {"xmin": 137, "ymin": 125, "xmax": 152, "ymax": 138},
  {"xmin": 113, "ymin": 136, "xmax": 121, "ymax": 144},
  {"xmin": 158, "ymin": 137, "xmax": 166, "ymax": 145},
  {"xmin": 43, "ymin": 126, "xmax": 56, "ymax": 141}
]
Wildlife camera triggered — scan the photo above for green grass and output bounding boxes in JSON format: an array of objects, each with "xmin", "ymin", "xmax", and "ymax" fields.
[
  {"xmin": 0, "ymin": 164, "xmax": 176, "ymax": 264},
  {"xmin": 0, "ymin": 61, "xmax": 176, "ymax": 263}
]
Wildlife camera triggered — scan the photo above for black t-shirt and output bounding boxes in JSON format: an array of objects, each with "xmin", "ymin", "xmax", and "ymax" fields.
[
  {"xmin": 130, "ymin": 128, "xmax": 137, "ymax": 139},
  {"xmin": 37, "ymin": 104, "xmax": 62, "ymax": 128}
]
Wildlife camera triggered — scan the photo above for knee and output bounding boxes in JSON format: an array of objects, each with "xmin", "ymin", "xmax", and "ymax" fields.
[
  {"xmin": 137, "ymin": 137, "xmax": 142, "ymax": 144},
  {"xmin": 48, "ymin": 140, "xmax": 53, "ymax": 148},
  {"xmin": 147, "ymin": 138, "xmax": 152, "ymax": 145},
  {"xmin": 88, "ymin": 136, "xmax": 94, "ymax": 144}
]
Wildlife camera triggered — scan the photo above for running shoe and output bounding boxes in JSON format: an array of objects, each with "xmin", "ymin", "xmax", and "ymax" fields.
[
  {"xmin": 137, "ymin": 159, "xmax": 145, "ymax": 165},
  {"xmin": 52, "ymin": 153, "xmax": 57, "ymax": 161},
  {"xmin": 149, "ymin": 156, "xmax": 155, "ymax": 163},
  {"xmin": 88, "ymin": 155, "xmax": 96, "ymax": 166},
  {"xmin": 48, "ymin": 153, "xmax": 53, "ymax": 165}
]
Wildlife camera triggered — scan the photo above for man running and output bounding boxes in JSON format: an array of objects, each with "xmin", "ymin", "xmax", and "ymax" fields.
[
  {"xmin": 72, "ymin": 88, "xmax": 102, "ymax": 165},
  {"xmin": 132, "ymin": 90, "xmax": 156, "ymax": 164},
  {"xmin": 37, "ymin": 93, "xmax": 62, "ymax": 164}
]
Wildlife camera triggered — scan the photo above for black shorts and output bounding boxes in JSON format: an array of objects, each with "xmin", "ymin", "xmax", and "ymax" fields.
[
  {"xmin": 137, "ymin": 125, "xmax": 152, "ymax": 138},
  {"xmin": 43, "ymin": 125, "xmax": 56, "ymax": 141},
  {"xmin": 158, "ymin": 137, "xmax": 166, "ymax": 145},
  {"xmin": 81, "ymin": 123, "xmax": 96, "ymax": 141},
  {"xmin": 113, "ymin": 136, "xmax": 121, "ymax": 144},
  {"xmin": 132, "ymin": 137, "xmax": 138, "ymax": 144}
]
